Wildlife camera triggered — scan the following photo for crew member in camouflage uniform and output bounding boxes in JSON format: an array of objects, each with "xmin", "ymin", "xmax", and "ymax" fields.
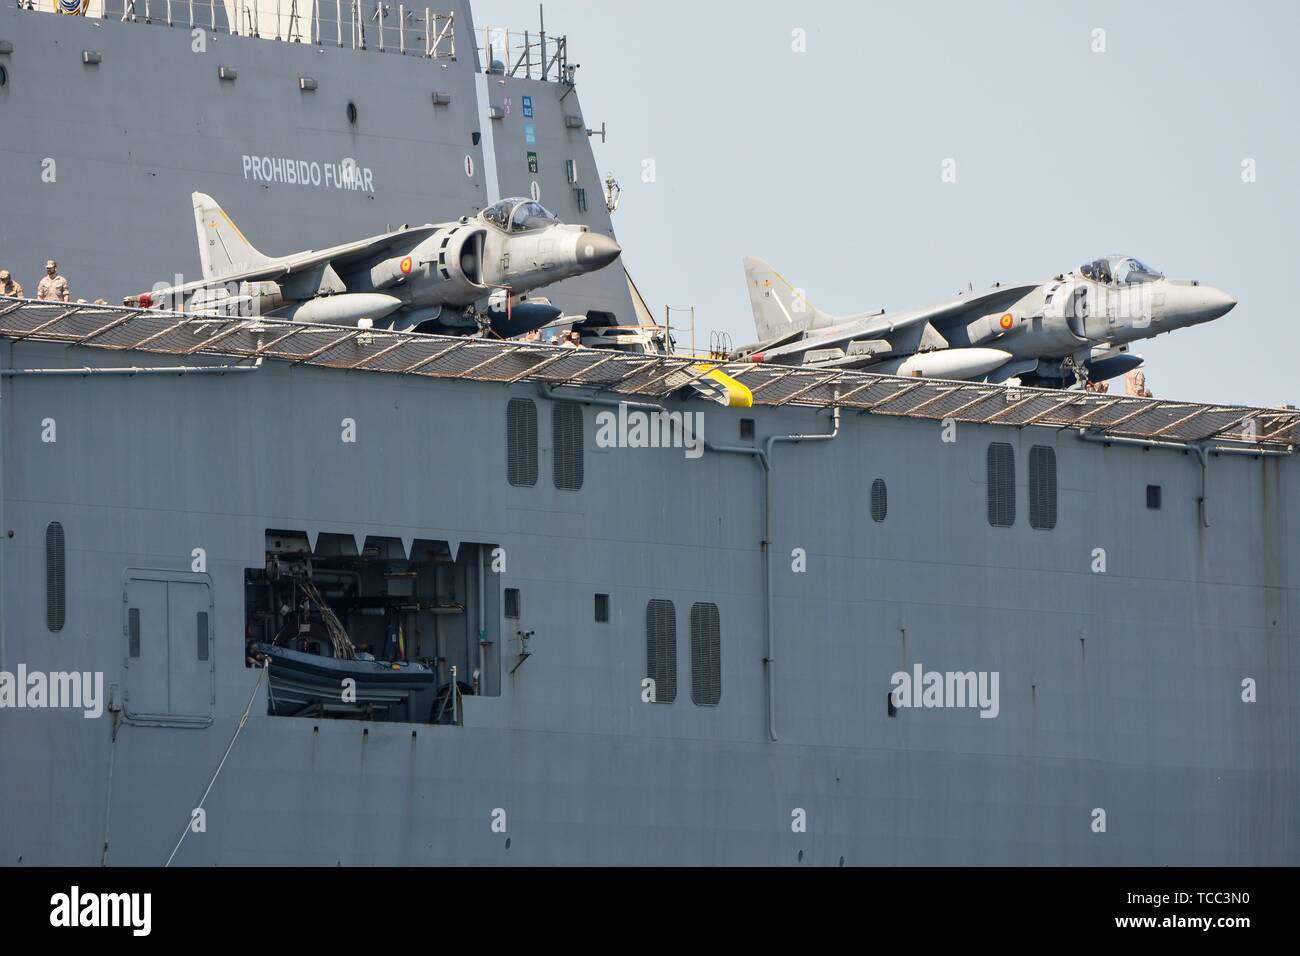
[
  {"xmin": 36, "ymin": 260, "xmax": 70, "ymax": 302},
  {"xmin": 0, "ymin": 269, "xmax": 23, "ymax": 298}
]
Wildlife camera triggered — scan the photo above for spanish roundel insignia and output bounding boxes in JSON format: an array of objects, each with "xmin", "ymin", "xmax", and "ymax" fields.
[
  {"xmin": 999, "ymin": 313, "xmax": 1014, "ymax": 330},
  {"xmin": 400, "ymin": 256, "xmax": 413, "ymax": 275}
]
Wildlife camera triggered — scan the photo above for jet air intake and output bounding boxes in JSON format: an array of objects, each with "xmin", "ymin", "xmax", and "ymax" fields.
[{"xmin": 433, "ymin": 227, "xmax": 487, "ymax": 303}]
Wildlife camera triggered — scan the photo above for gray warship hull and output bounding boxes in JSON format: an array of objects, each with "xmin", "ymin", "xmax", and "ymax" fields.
[{"xmin": 0, "ymin": 297, "xmax": 1296, "ymax": 866}]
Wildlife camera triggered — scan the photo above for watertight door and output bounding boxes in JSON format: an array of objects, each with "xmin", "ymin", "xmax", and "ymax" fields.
[
  {"xmin": 122, "ymin": 572, "xmax": 214, "ymax": 725},
  {"xmin": 123, "ymin": 578, "xmax": 168, "ymax": 718},
  {"xmin": 166, "ymin": 580, "xmax": 214, "ymax": 720}
]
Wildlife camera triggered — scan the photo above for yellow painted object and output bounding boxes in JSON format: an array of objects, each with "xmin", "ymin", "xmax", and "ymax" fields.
[{"xmin": 688, "ymin": 363, "xmax": 753, "ymax": 408}]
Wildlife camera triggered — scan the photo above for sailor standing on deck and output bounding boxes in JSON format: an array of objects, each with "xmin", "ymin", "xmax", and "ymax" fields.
[
  {"xmin": 36, "ymin": 260, "xmax": 70, "ymax": 302},
  {"xmin": 1125, "ymin": 368, "xmax": 1153, "ymax": 398},
  {"xmin": 0, "ymin": 269, "xmax": 23, "ymax": 298}
]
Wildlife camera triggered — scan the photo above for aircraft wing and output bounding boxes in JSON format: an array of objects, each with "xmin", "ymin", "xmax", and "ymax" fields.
[
  {"xmin": 132, "ymin": 224, "xmax": 446, "ymax": 304},
  {"xmin": 755, "ymin": 283, "xmax": 1042, "ymax": 363},
  {"xmin": 209, "ymin": 224, "xmax": 444, "ymax": 286}
]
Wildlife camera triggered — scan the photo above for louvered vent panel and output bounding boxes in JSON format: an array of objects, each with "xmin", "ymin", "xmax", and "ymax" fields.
[
  {"xmin": 690, "ymin": 602, "xmax": 721, "ymax": 707},
  {"xmin": 46, "ymin": 521, "xmax": 65, "ymax": 632},
  {"xmin": 506, "ymin": 398, "xmax": 538, "ymax": 487},
  {"xmin": 1029, "ymin": 445, "xmax": 1057, "ymax": 530},
  {"xmin": 646, "ymin": 599, "xmax": 677, "ymax": 704},
  {"xmin": 552, "ymin": 402, "xmax": 584, "ymax": 491},
  {"xmin": 870, "ymin": 478, "xmax": 888, "ymax": 523},
  {"xmin": 987, "ymin": 443, "xmax": 1016, "ymax": 528}
]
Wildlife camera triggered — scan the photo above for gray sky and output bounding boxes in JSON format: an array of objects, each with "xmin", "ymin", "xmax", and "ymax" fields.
[{"xmin": 475, "ymin": 0, "xmax": 1298, "ymax": 407}]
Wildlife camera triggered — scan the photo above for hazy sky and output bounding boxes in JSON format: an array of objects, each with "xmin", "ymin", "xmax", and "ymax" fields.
[{"xmin": 474, "ymin": 0, "xmax": 1298, "ymax": 407}]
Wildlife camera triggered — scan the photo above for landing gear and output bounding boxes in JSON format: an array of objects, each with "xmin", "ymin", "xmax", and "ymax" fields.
[{"xmin": 1062, "ymin": 354, "xmax": 1090, "ymax": 390}]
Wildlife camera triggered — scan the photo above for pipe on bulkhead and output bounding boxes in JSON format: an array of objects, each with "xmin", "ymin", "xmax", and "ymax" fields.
[
  {"xmin": 0, "ymin": 359, "xmax": 263, "ymax": 376},
  {"xmin": 1076, "ymin": 428, "xmax": 1294, "ymax": 530},
  {"xmin": 537, "ymin": 382, "xmax": 663, "ymax": 412},
  {"xmin": 1190, "ymin": 444, "xmax": 1211, "ymax": 529},
  {"xmin": 477, "ymin": 544, "xmax": 486, "ymax": 696},
  {"xmin": 706, "ymin": 401, "xmax": 841, "ymax": 742}
]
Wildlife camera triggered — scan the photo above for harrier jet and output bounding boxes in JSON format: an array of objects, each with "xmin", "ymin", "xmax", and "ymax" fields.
[
  {"xmin": 734, "ymin": 255, "xmax": 1236, "ymax": 387},
  {"xmin": 124, "ymin": 193, "xmax": 622, "ymax": 336}
]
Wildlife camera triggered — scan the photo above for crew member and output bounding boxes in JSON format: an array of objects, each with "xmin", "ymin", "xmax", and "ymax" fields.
[
  {"xmin": 1125, "ymin": 369, "xmax": 1153, "ymax": 398},
  {"xmin": 0, "ymin": 269, "xmax": 23, "ymax": 298},
  {"xmin": 36, "ymin": 260, "xmax": 70, "ymax": 302}
]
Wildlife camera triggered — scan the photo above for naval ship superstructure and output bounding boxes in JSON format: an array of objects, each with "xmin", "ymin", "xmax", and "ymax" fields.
[
  {"xmin": 1, "ymin": 2, "xmax": 1298, "ymax": 868},
  {"xmin": 0, "ymin": 0, "xmax": 631, "ymax": 318}
]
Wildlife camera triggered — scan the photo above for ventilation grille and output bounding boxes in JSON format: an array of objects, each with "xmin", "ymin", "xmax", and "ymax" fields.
[
  {"xmin": 690, "ymin": 602, "xmax": 721, "ymax": 707},
  {"xmin": 987, "ymin": 442, "xmax": 1016, "ymax": 528},
  {"xmin": 552, "ymin": 402, "xmax": 584, "ymax": 491},
  {"xmin": 645, "ymin": 599, "xmax": 677, "ymax": 704},
  {"xmin": 506, "ymin": 398, "xmax": 538, "ymax": 487},
  {"xmin": 45, "ymin": 521, "xmax": 65, "ymax": 632},
  {"xmin": 870, "ymin": 478, "xmax": 888, "ymax": 522},
  {"xmin": 1029, "ymin": 445, "xmax": 1057, "ymax": 530}
]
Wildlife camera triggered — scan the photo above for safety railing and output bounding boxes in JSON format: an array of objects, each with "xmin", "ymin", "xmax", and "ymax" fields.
[
  {"xmin": 477, "ymin": 23, "xmax": 569, "ymax": 82},
  {"xmin": 1, "ymin": 297, "xmax": 1295, "ymax": 451},
  {"xmin": 13, "ymin": 0, "xmax": 457, "ymax": 59}
]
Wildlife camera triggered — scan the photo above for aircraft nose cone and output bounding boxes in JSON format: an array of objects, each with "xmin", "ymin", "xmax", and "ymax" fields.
[
  {"xmin": 1163, "ymin": 283, "xmax": 1237, "ymax": 327},
  {"xmin": 1201, "ymin": 286, "xmax": 1237, "ymax": 321},
  {"xmin": 578, "ymin": 234, "xmax": 621, "ymax": 271}
]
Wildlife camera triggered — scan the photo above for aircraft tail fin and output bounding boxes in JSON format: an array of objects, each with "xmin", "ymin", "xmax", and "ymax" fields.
[
  {"xmin": 743, "ymin": 256, "xmax": 841, "ymax": 342},
  {"xmin": 192, "ymin": 192, "xmax": 272, "ymax": 280}
]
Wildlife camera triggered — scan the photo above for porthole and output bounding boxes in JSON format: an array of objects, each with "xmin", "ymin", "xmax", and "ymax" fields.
[{"xmin": 346, "ymin": 101, "xmax": 357, "ymax": 124}]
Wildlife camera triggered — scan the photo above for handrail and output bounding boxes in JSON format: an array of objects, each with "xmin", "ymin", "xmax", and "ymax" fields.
[
  {"xmin": 479, "ymin": 23, "xmax": 568, "ymax": 82},
  {"xmin": 1, "ymin": 296, "xmax": 1294, "ymax": 451},
  {"xmin": 17, "ymin": 0, "xmax": 458, "ymax": 61}
]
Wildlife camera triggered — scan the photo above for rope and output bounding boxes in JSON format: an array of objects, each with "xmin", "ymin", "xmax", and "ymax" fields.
[
  {"xmin": 163, "ymin": 665, "xmax": 266, "ymax": 867},
  {"xmin": 298, "ymin": 575, "xmax": 356, "ymax": 660}
]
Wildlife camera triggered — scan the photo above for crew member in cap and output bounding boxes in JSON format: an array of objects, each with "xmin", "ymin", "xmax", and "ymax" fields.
[
  {"xmin": 36, "ymin": 260, "xmax": 70, "ymax": 302},
  {"xmin": 0, "ymin": 269, "xmax": 23, "ymax": 298}
]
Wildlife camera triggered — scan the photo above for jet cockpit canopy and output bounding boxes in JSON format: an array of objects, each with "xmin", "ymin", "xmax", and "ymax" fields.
[
  {"xmin": 481, "ymin": 198, "xmax": 561, "ymax": 233},
  {"xmin": 1079, "ymin": 254, "xmax": 1163, "ymax": 285}
]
